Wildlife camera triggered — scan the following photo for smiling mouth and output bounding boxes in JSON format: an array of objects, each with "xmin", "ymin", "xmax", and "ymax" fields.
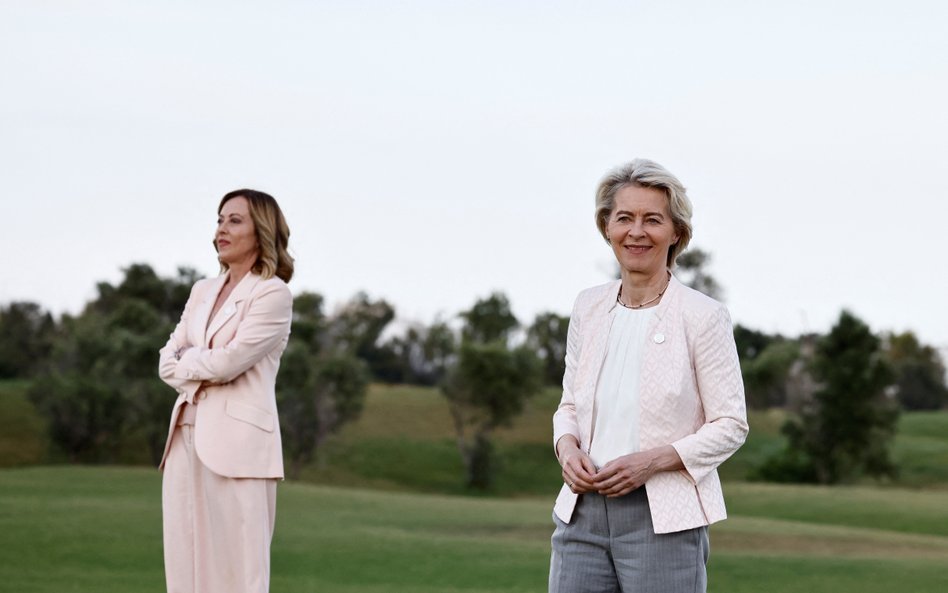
[{"xmin": 624, "ymin": 245, "xmax": 652, "ymax": 253}]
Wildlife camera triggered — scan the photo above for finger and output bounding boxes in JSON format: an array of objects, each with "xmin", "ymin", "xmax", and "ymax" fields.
[
  {"xmin": 579, "ymin": 454, "xmax": 598, "ymax": 475},
  {"xmin": 591, "ymin": 469, "xmax": 619, "ymax": 486},
  {"xmin": 568, "ymin": 459, "xmax": 596, "ymax": 483},
  {"xmin": 562, "ymin": 467, "xmax": 591, "ymax": 490},
  {"xmin": 569, "ymin": 473, "xmax": 595, "ymax": 489},
  {"xmin": 603, "ymin": 484, "xmax": 637, "ymax": 498},
  {"xmin": 601, "ymin": 474, "xmax": 644, "ymax": 495},
  {"xmin": 592, "ymin": 476, "xmax": 621, "ymax": 491},
  {"xmin": 593, "ymin": 469, "xmax": 632, "ymax": 490},
  {"xmin": 597, "ymin": 480, "xmax": 628, "ymax": 496}
]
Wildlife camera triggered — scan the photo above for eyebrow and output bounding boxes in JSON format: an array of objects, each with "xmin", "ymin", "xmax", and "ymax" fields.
[{"xmin": 614, "ymin": 209, "xmax": 665, "ymax": 218}]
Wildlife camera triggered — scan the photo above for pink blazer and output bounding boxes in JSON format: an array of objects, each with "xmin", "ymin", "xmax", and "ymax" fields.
[
  {"xmin": 158, "ymin": 271, "xmax": 292, "ymax": 479},
  {"xmin": 553, "ymin": 276, "xmax": 748, "ymax": 534}
]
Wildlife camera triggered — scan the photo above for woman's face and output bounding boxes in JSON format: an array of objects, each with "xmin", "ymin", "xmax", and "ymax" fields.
[
  {"xmin": 606, "ymin": 185, "xmax": 679, "ymax": 277},
  {"xmin": 215, "ymin": 197, "xmax": 259, "ymax": 269}
]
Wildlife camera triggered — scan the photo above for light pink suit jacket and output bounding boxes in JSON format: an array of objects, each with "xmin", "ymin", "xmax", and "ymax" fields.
[
  {"xmin": 158, "ymin": 271, "xmax": 292, "ymax": 479},
  {"xmin": 553, "ymin": 276, "xmax": 748, "ymax": 534}
]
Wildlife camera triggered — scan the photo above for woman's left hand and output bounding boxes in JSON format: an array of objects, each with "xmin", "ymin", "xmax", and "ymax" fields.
[{"xmin": 592, "ymin": 445, "xmax": 685, "ymax": 497}]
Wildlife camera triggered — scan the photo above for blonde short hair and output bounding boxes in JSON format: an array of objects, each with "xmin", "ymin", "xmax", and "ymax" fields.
[
  {"xmin": 217, "ymin": 189, "xmax": 294, "ymax": 282},
  {"xmin": 595, "ymin": 159, "xmax": 693, "ymax": 268}
]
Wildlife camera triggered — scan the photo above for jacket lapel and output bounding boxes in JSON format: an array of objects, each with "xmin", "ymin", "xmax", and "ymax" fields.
[
  {"xmin": 579, "ymin": 276, "xmax": 683, "ymax": 443},
  {"xmin": 191, "ymin": 274, "xmax": 227, "ymax": 348},
  {"xmin": 573, "ymin": 281, "xmax": 620, "ymax": 446},
  {"xmin": 581, "ymin": 281, "xmax": 620, "ymax": 393},
  {"xmin": 205, "ymin": 272, "xmax": 262, "ymax": 346}
]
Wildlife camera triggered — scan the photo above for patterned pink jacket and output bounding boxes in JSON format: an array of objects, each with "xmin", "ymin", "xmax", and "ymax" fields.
[{"xmin": 553, "ymin": 276, "xmax": 748, "ymax": 534}]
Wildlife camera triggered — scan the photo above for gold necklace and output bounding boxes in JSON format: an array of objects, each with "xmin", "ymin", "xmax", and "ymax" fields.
[{"xmin": 617, "ymin": 272, "xmax": 671, "ymax": 309}]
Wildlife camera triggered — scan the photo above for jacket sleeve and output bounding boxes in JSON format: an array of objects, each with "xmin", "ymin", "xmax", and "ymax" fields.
[
  {"xmin": 171, "ymin": 280, "xmax": 292, "ymax": 384},
  {"xmin": 552, "ymin": 295, "xmax": 584, "ymax": 457},
  {"xmin": 671, "ymin": 305, "xmax": 749, "ymax": 484},
  {"xmin": 158, "ymin": 282, "xmax": 203, "ymax": 397}
]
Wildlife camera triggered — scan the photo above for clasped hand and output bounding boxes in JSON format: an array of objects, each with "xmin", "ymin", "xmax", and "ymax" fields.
[
  {"xmin": 560, "ymin": 450, "xmax": 658, "ymax": 497},
  {"xmin": 557, "ymin": 435, "xmax": 686, "ymax": 498}
]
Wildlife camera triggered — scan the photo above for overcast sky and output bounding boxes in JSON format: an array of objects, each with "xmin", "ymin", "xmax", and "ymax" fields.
[{"xmin": 2, "ymin": 1, "xmax": 947, "ymax": 350}]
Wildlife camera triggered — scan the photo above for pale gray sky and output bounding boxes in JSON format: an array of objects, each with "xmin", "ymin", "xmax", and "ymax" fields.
[{"xmin": 2, "ymin": 1, "xmax": 947, "ymax": 349}]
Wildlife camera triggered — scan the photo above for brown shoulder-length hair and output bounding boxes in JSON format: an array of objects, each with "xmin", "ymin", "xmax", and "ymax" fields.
[{"xmin": 217, "ymin": 189, "xmax": 294, "ymax": 282}]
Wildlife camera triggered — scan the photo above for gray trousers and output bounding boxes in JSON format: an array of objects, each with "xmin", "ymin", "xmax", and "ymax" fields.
[{"xmin": 549, "ymin": 488, "xmax": 709, "ymax": 593}]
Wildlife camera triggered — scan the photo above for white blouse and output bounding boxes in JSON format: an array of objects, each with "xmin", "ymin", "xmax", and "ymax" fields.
[{"xmin": 587, "ymin": 305, "xmax": 654, "ymax": 469}]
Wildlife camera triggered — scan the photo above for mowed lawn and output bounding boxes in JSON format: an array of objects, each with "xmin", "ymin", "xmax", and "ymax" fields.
[
  {"xmin": 2, "ymin": 466, "xmax": 948, "ymax": 593},
  {"xmin": 3, "ymin": 382, "xmax": 948, "ymax": 591}
]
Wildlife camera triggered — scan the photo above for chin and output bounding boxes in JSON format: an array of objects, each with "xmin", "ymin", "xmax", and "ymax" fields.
[{"xmin": 621, "ymin": 263, "xmax": 661, "ymax": 275}]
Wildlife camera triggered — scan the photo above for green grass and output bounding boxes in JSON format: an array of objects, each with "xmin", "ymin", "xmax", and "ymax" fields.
[
  {"xmin": 4, "ymin": 380, "xmax": 948, "ymax": 592},
  {"xmin": 891, "ymin": 411, "xmax": 948, "ymax": 487},
  {"xmin": 2, "ymin": 466, "xmax": 947, "ymax": 593}
]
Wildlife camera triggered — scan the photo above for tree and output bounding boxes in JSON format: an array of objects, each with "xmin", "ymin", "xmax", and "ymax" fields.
[
  {"xmin": 289, "ymin": 292, "xmax": 327, "ymax": 351},
  {"xmin": 741, "ymin": 339, "xmax": 800, "ymax": 409},
  {"xmin": 758, "ymin": 311, "xmax": 898, "ymax": 484},
  {"xmin": 733, "ymin": 324, "xmax": 777, "ymax": 362},
  {"xmin": 676, "ymin": 248, "xmax": 723, "ymax": 300},
  {"xmin": 441, "ymin": 293, "xmax": 542, "ymax": 489},
  {"xmin": 421, "ymin": 321, "xmax": 457, "ymax": 384},
  {"xmin": 442, "ymin": 342, "xmax": 542, "ymax": 489},
  {"xmin": 527, "ymin": 312, "xmax": 569, "ymax": 386},
  {"xmin": 382, "ymin": 320, "xmax": 456, "ymax": 386},
  {"xmin": 0, "ymin": 301, "xmax": 55, "ymax": 378},
  {"xmin": 733, "ymin": 324, "xmax": 800, "ymax": 410},
  {"xmin": 326, "ymin": 292, "xmax": 397, "ymax": 380},
  {"xmin": 458, "ymin": 292, "xmax": 518, "ymax": 344},
  {"xmin": 92, "ymin": 263, "xmax": 200, "ymax": 321},
  {"xmin": 278, "ymin": 343, "xmax": 369, "ymax": 479},
  {"xmin": 277, "ymin": 292, "xmax": 371, "ymax": 478},
  {"xmin": 28, "ymin": 264, "xmax": 200, "ymax": 464},
  {"xmin": 883, "ymin": 331, "xmax": 948, "ymax": 411},
  {"xmin": 29, "ymin": 311, "xmax": 129, "ymax": 462}
]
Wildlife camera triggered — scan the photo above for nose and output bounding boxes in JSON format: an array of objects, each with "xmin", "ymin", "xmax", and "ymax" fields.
[{"xmin": 627, "ymin": 220, "xmax": 645, "ymax": 238}]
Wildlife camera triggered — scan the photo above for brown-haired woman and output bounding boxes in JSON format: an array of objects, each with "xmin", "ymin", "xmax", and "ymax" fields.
[{"xmin": 158, "ymin": 189, "xmax": 294, "ymax": 593}]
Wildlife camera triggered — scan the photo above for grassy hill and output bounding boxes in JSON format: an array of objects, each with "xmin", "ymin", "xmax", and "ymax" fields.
[
  {"xmin": 298, "ymin": 384, "xmax": 948, "ymax": 494},
  {"xmin": 1, "ymin": 466, "xmax": 947, "ymax": 593},
  {"xmin": 3, "ymin": 380, "xmax": 948, "ymax": 493}
]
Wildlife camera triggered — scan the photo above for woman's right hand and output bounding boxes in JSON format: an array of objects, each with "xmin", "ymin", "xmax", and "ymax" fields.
[{"xmin": 557, "ymin": 436, "xmax": 597, "ymax": 494}]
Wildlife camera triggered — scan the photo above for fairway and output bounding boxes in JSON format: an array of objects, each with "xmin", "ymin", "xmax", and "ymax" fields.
[{"xmin": 2, "ymin": 467, "xmax": 947, "ymax": 593}]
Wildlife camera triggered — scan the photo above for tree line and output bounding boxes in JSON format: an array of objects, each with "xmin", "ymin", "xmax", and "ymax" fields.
[{"xmin": 1, "ymin": 258, "xmax": 946, "ymax": 489}]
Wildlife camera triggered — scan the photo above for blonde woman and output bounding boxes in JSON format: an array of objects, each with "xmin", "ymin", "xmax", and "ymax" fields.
[
  {"xmin": 550, "ymin": 160, "xmax": 748, "ymax": 593},
  {"xmin": 158, "ymin": 189, "xmax": 294, "ymax": 593}
]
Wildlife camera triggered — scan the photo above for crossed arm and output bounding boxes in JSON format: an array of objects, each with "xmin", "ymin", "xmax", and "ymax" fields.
[{"xmin": 158, "ymin": 281, "xmax": 292, "ymax": 397}]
